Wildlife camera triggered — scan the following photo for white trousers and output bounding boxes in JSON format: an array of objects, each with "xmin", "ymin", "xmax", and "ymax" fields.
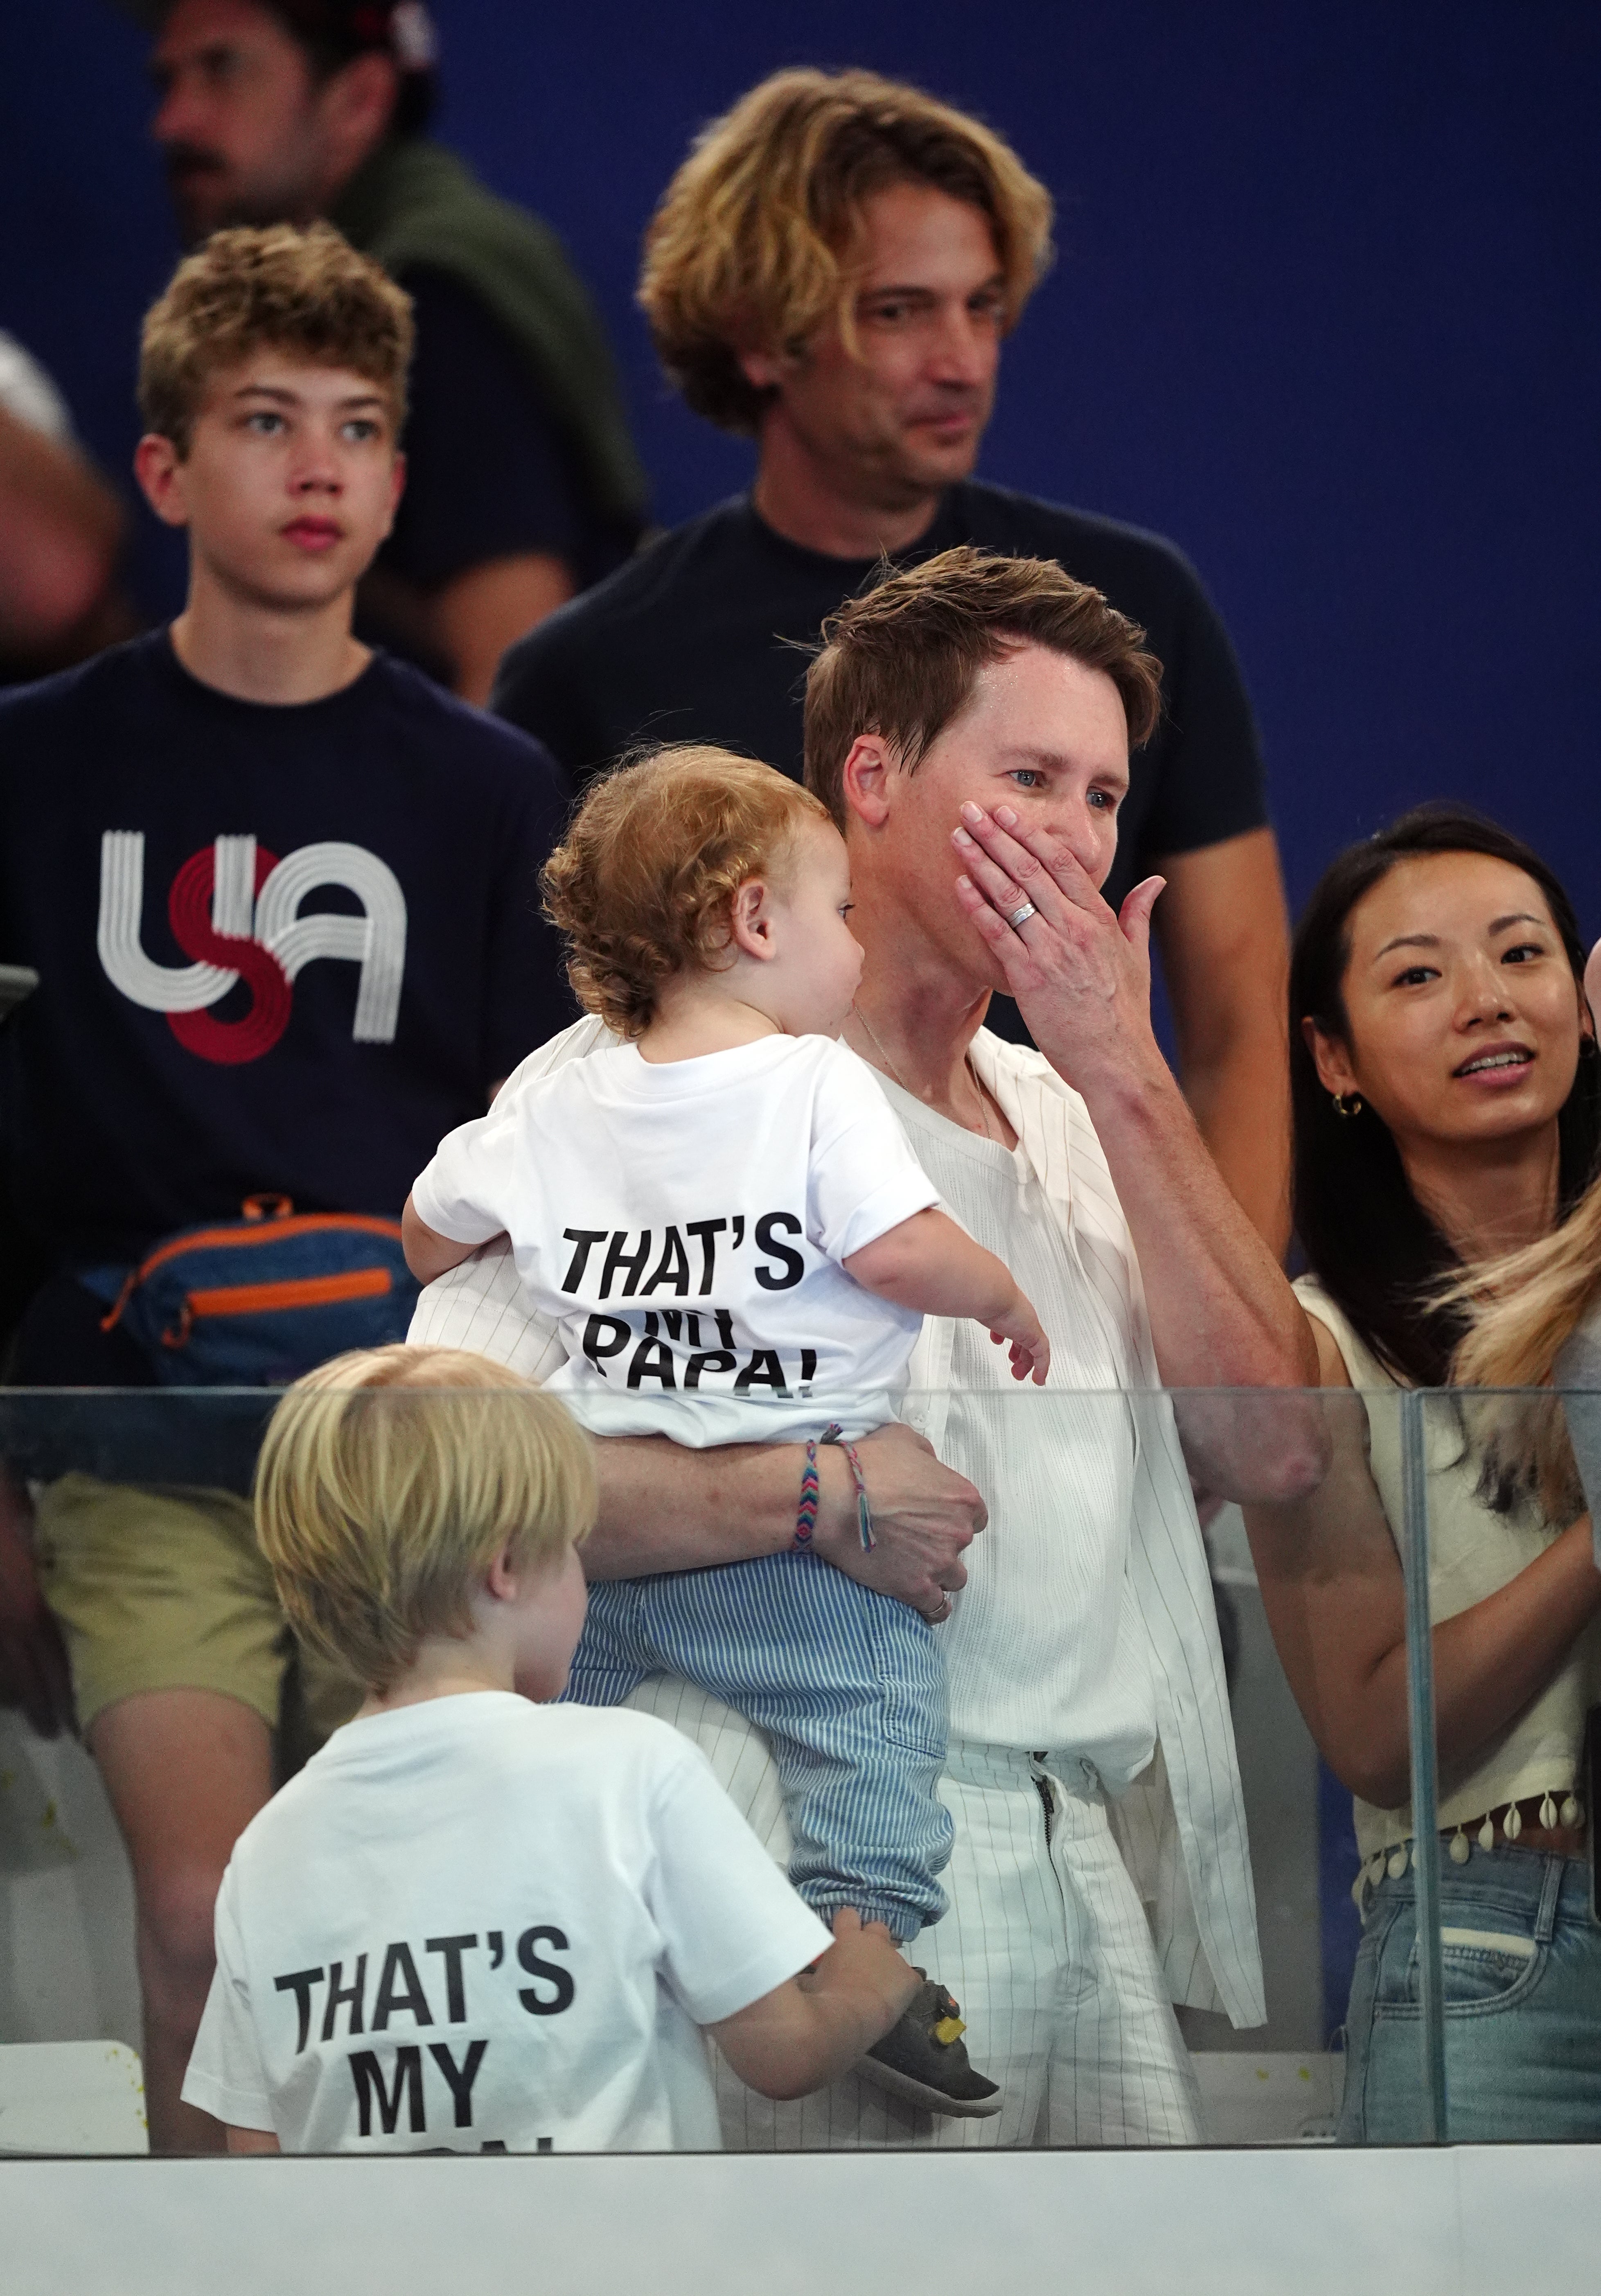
[{"xmin": 627, "ymin": 1681, "xmax": 1201, "ymax": 2149}]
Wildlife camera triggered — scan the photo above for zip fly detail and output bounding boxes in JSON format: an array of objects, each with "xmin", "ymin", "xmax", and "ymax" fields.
[{"xmin": 1031, "ymin": 1758, "xmax": 1055, "ymax": 1846}]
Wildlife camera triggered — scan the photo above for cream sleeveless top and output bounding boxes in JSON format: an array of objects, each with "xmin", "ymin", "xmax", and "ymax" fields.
[{"xmin": 1297, "ymin": 1277, "xmax": 1601, "ymax": 1861}]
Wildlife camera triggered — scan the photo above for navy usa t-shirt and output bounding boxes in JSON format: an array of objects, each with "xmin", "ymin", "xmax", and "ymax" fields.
[
  {"xmin": 492, "ymin": 480, "xmax": 1268, "ymax": 916},
  {"xmin": 0, "ymin": 634, "xmax": 573, "ymax": 1358}
]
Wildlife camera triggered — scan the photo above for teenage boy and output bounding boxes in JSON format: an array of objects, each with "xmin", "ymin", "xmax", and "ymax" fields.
[
  {"xmin": 494, "ymin": 68, "xmax": 1291, "ymax": 1251},
  {"xmin": 185, "ymin": 1345, "xmax": 916, "ymax": 2152},
  {"xmin": 0, "ymin": 221, "xmax": 573, "ymax": 2150},
  {"xmin": 134, "ymin": 0, "xmax": 648, "ymax": 700}
]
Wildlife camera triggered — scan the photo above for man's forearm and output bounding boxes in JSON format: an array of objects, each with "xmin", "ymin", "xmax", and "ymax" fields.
[
  {"xmin": 1086, "ymin": 1067, "xmax": 1325, "ymax": 1500},
  {"xmin": 433, "ymin": 552, "xmax": 576, "ymax": 706},
  {"xmin": 1082, "ymin": 1056, "xmax": 1314, "ymax": 1392},
  {"xmin": 584, "ymin": 1423, "xmax": 986, "ymax": 1617},
  {"xmin": 1154, "ymin": 828, "xmax": 1292, "ymax": 1257},
  {"xmin": 586, "ymin": 1434, "xmax": 809, "ymax": 1578},
  {"xmin": 1181, "ymin": 1024, "xmax": 1292, "ymax": 1259}
]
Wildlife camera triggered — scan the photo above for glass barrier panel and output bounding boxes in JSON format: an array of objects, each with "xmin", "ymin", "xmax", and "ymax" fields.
[
  {"xmin": 1183, "ymin": 1383, "xmax": 1403, "ymax": 2145},
  {"xmin": 1415, "ymin": 1377, "xmax": 1599, "ymax": 2152},
  {"xmin": 1, "ymin": 1382, "xmax": 1590, "ymax": 2157}
]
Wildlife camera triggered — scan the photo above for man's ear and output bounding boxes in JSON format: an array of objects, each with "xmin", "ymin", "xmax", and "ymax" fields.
[
  {"xmin": 737, "ymin": 345, "xmax": 789, "ymax": 393},
  {"xmin": 728, "ymin": 876, "xmax": 777, "ymax": 962},
  {"xmin": 314, "ymin": 51, "xmax": 399, "ymax": 166},
  {"xmin": 133, "ymin": 433, "xmax": 190, "ymax": 529},
  {"xmin": 1303, "ymin": 1015, "xmax": 1358, "ymax": 1098},
  {"xmin": 840, "ymin": 735, "xmax": 892, "ymax": 832}
]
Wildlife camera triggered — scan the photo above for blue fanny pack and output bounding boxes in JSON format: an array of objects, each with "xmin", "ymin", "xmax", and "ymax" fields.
[{"xmin": 83, "ymin": 1194, "xmax": 421, "ymax": 1387}]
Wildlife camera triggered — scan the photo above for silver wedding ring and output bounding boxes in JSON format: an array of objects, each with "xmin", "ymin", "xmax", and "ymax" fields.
[{"xmin": 1007, "ymin": 901, "xmax": 1037, "ymax": 931}]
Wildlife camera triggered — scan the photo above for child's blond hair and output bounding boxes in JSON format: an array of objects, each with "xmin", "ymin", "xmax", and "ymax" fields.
[
  {"xmin": 138, "ymin": 221, "xmax": 413, "ymax": 456},
  {"xmin": 541, "ymin": 744, "xmax": 833, "ymax": 1038},
  {"xmin": 255, "ymin": 1345, "xmax": 596, "ymax": 1694}
]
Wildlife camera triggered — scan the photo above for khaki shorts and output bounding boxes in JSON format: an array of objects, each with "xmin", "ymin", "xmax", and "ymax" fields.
[{"xmin": 32, "ymin": 1472, "xmax": 362, "ymax": 1744}]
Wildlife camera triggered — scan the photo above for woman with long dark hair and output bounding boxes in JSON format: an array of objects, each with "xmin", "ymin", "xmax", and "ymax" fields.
[{"xmin": 1244, "ymin": 804, "xmax": 1601, "ymax": 2142}]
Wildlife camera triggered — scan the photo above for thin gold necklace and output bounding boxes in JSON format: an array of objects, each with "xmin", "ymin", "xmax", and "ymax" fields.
[{"xmin": 849, "ymin": 1003, "xmax": 1000, "ymax": 1146}]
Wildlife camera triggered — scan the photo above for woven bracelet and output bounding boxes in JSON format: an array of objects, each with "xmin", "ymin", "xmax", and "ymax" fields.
[{"xmin": 794, "ymin": 1422, "xmax": 876, "ymax": 1554}]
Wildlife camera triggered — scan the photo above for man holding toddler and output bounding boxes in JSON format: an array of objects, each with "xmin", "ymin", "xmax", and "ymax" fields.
[{"xmin": 417, "ymin": 546, "xmax": 1322, "ymax": 2148}]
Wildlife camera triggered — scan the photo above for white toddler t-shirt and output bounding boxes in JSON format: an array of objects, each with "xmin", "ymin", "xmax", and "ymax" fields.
[
  {"xmin": 182, "ymin": 1695, "xmax": 830, "ymax": 2153},
  {"xmin": 410, "ymin": 1034, "xmax": 940, "ymax": 1443}
]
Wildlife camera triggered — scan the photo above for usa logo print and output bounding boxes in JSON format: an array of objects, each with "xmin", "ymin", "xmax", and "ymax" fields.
[{"xmin": 97, "ymin": 831, "xmax": 407, "ymax": 1065}]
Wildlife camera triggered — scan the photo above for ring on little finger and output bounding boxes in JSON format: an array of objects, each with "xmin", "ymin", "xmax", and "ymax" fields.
[{"xmin": 1007, "ymin": 901, "xmax": 1037, "ymax": 932}]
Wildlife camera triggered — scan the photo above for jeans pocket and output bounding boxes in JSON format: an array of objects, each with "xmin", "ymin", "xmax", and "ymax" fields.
[{"xmin": 1413, "ymin": 1924, "xmax": 1544, "ymax": 2015}]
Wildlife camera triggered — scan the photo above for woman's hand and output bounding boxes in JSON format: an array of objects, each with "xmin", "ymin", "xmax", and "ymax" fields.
[{"xmin": 951, "ymin": 799, "xmax": 1167, "ymax": 1099}]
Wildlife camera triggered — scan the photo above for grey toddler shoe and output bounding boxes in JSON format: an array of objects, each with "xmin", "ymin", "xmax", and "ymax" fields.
[{"xmin": 857, "ymin": 1973, "xmax": 1002, "ymax": 2118}]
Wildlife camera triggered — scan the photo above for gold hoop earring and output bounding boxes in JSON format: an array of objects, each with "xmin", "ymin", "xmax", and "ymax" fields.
[{"xmin": 1331, "ymin": 1091, "xmax": 1364, "ymax": 1118}]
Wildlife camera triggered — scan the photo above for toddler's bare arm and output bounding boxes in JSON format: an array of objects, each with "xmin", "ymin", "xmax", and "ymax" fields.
[
  {"xmin": 402, "ymin": 1194, "xmax": 494, "ymax": 1284},
  {"xmin": 707, "ymin": 1910, "xmax": 919, "ymax": 2102},
  {"xmin": 844, "ymin": 1207, "xmax": 1050, "ymax": 1385}
]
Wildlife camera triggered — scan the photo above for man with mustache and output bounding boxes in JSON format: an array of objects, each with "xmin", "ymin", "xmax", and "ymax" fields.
[
  {"xmin": 494, "ymin": 69, "xmax": 1292, "ymax": 1251},
  {"xmin": 129, "ymin": 0, "xmax": 647, "ymax": 701}
]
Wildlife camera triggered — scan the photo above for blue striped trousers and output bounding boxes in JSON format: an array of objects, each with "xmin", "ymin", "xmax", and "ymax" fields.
[{"xmin": 565, "ymin": 1552, "xmax": 952, "ymax": 1941}]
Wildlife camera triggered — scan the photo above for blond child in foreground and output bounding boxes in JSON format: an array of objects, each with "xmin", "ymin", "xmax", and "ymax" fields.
[
  {"xmin": 401, "ymin": 748, "xmax": 1051, "ymax": 2115},
  {"xmin": 181, "ymin": 1346, "xmax": 917, "ymax": 2154}
]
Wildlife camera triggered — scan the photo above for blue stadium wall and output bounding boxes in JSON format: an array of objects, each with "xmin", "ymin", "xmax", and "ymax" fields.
[{"xmin": 2, "ymin": 0, "xmax": 1597, "ymax": 930}]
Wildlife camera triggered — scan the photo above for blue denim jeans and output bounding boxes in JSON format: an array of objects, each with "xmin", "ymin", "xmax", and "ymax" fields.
[
  {"xmin": 1339, "ymin": 1836, "xmax": 1601, "ymax": 2142},
  {"xmin": 565, "ymin": 1550, "xmax": 951, "ymax": 1943}
]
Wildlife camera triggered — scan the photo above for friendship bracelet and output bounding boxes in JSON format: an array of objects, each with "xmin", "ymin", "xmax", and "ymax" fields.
[{"xmin": 794, "ymin": 1422, "xmax": 876, "ymax": 1554}]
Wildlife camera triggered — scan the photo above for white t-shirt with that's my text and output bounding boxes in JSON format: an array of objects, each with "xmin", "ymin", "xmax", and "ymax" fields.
[
  {"xmin": 181, "ymin": 1694, "xmax": 830, "ymax": 2153},
  {"xmin": 410, "ymin": 1034, "xmax": 940, "ymax": 1443}
]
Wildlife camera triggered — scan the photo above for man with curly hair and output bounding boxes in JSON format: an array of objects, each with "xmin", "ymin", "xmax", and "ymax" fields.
[{"xmin": 493, "ymin": 68, "xmax": 1292, "ymax": 1250}]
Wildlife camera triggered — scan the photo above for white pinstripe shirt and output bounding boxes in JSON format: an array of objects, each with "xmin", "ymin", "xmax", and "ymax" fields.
[
  {"xmin": 883, "ymin": 1080, "xmax": 1155, "ymax": 1773},
  {"xmin": 410, "ymin": 1017, "xmax": 1264, "ymax": 2025}
]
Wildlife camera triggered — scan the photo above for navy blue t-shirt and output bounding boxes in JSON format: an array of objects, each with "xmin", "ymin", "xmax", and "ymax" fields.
[
  {"xmin": 492, "ymin": 481, "xmax": 1267, "ymax": 916},
  {"xmin": 353, "ymin": 269, "xmax": 640, "ymax": 680},
  {"xmin": 0, "ymin": 633, "xmax": 572, "ymax": 1301},
  {"xmin": 381, "ymin": 268, "xmax": 637, "ymax": 595}
]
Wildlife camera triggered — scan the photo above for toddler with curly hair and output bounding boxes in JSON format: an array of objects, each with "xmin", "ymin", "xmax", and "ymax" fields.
[{"xmin": 402, "ymin": 744, "xmax": 1051, "ymax": 2117}]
